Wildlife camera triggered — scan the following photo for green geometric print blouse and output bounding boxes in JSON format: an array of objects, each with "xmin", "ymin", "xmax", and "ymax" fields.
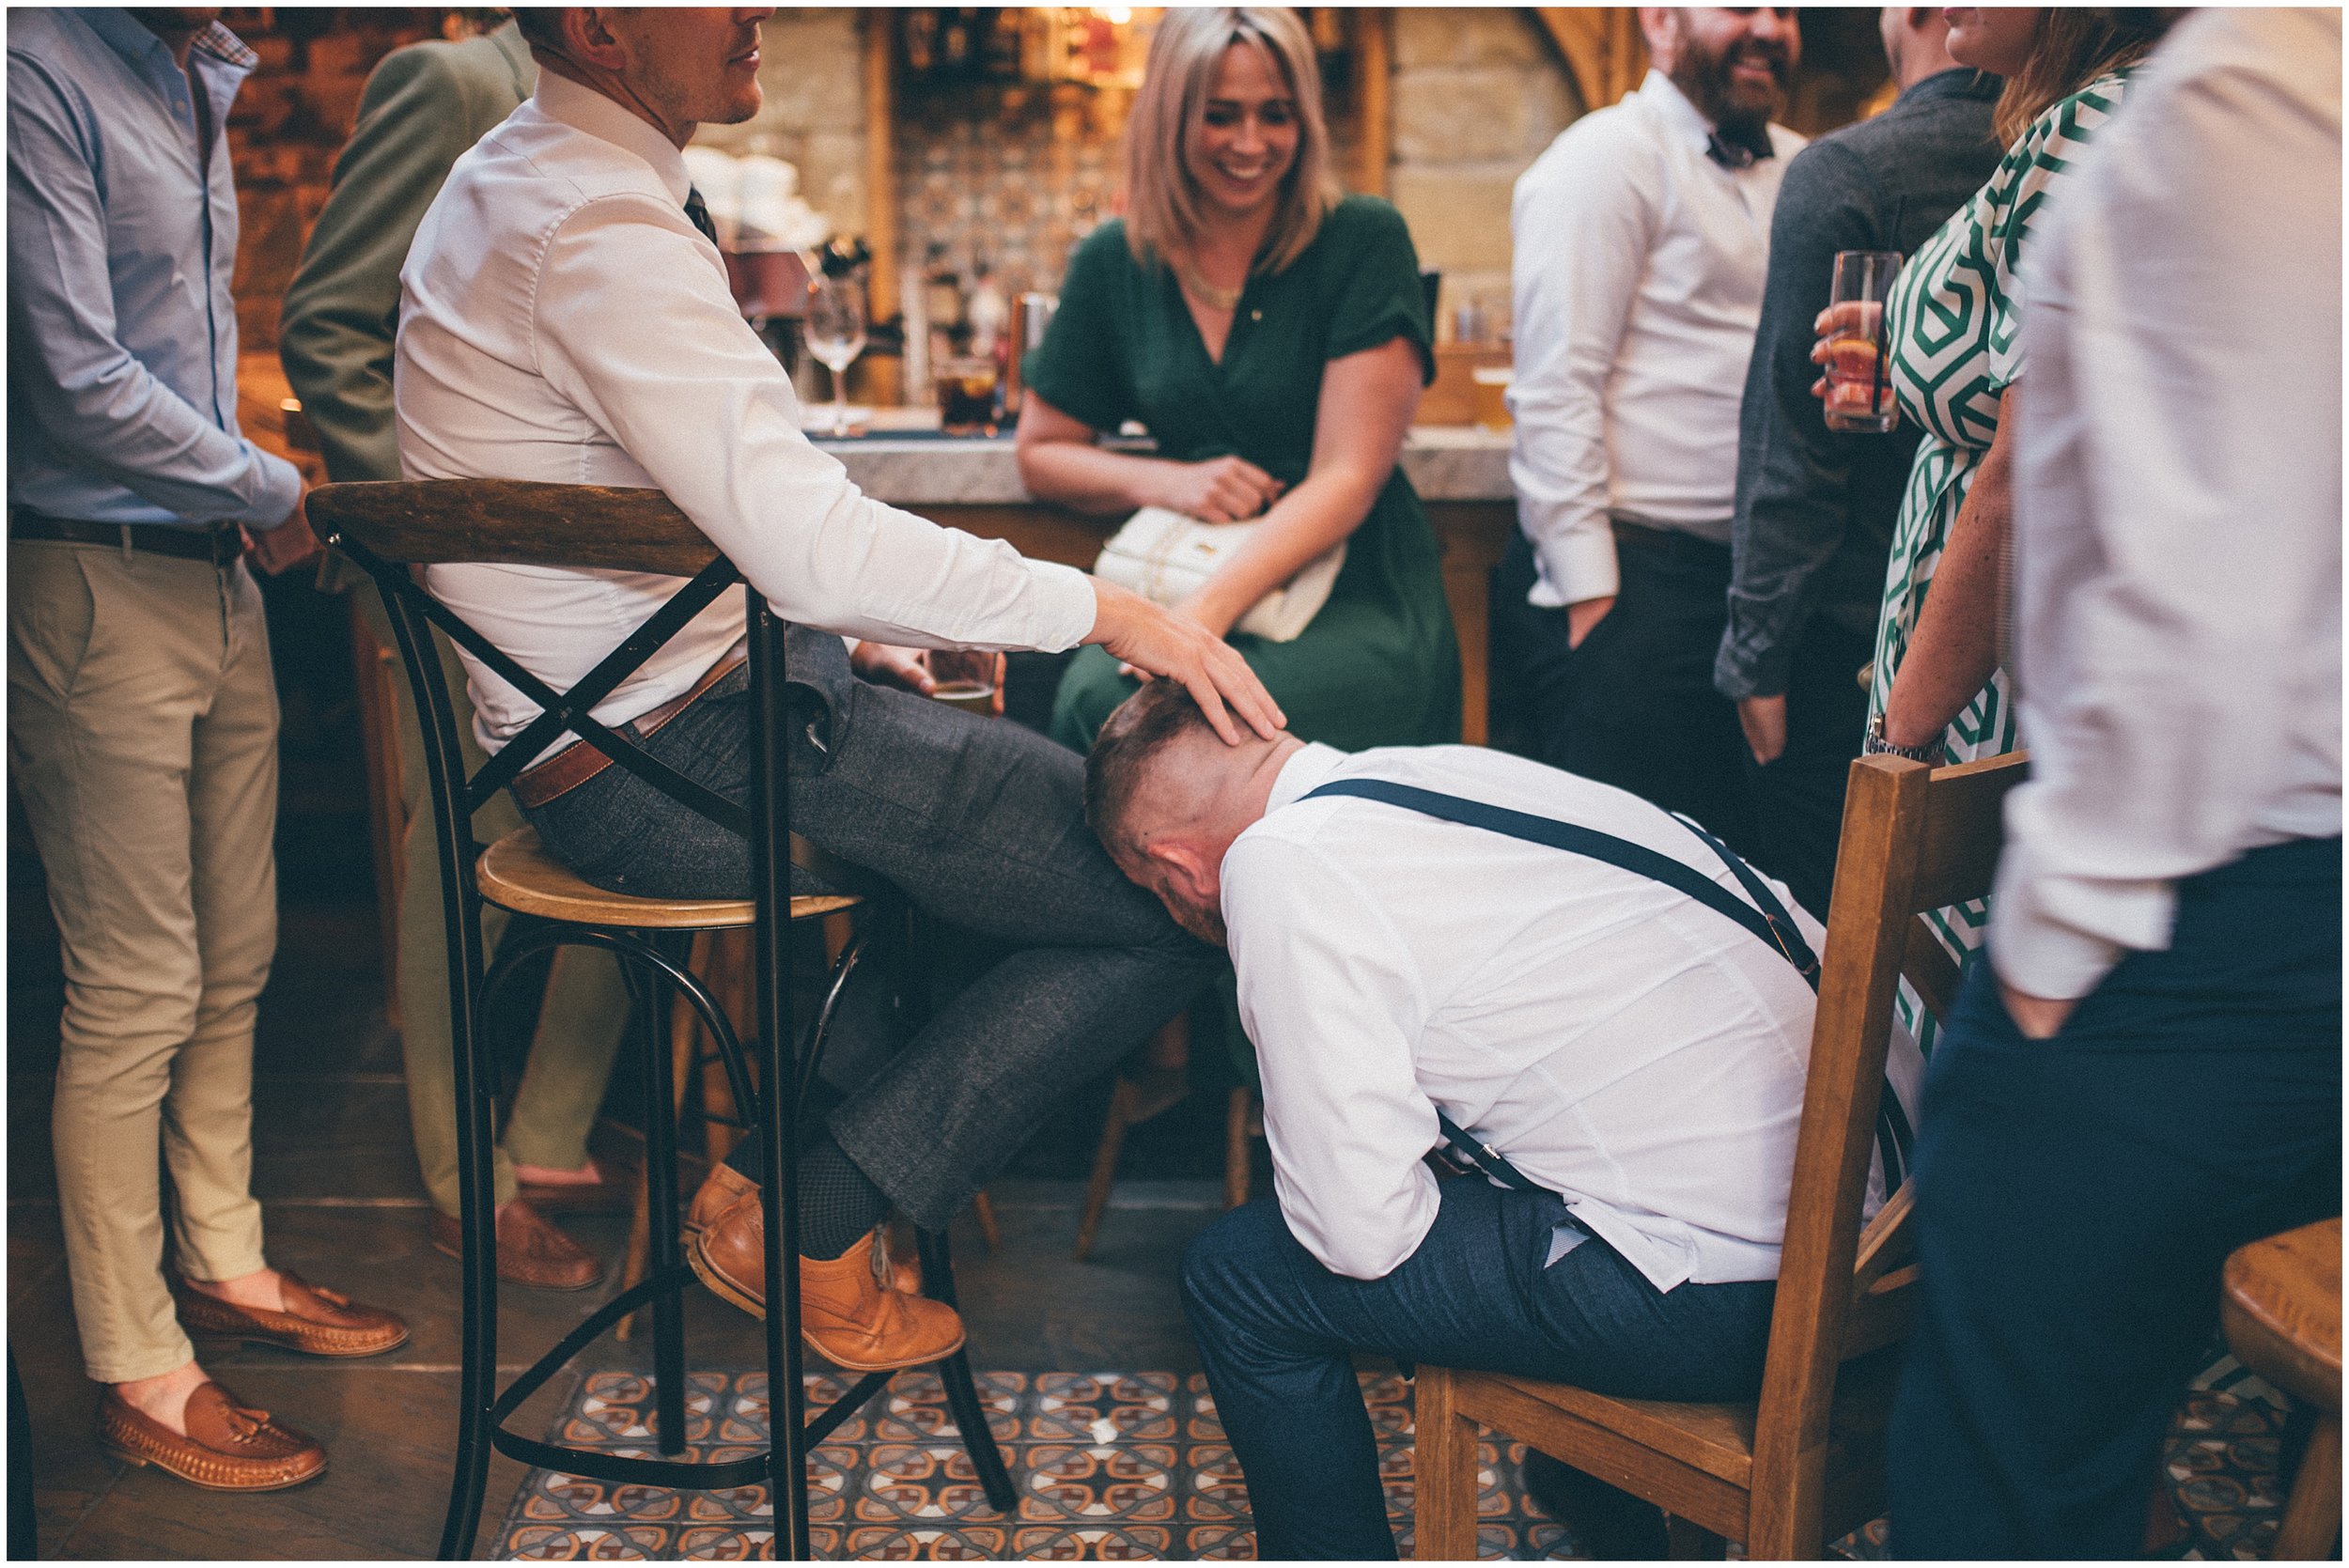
[{"xmin": 1873, "ymin": 71, "xmax": 2133, "ymax": 1045}]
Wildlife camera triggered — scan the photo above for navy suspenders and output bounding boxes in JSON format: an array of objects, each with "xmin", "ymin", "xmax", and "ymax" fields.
[{"xmin": 1299, "ymin": 779, "xmax": 1915, "ymax": 1193}]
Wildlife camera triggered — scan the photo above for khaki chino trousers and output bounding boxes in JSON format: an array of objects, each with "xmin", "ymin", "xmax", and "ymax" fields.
[
  {"xmin": 8, "ymin": 541, "xmax": 277, "ymax": 1383},
  {"xmin": 354, "ymin": 586, "xmax": 628, "ymax": 1218}
]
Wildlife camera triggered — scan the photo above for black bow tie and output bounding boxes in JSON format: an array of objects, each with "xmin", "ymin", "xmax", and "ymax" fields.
[
  {"xmin": 1705, "ymin": 127, "xmax": 1775, "ymax": 170},
  {"xmin": 683, "ymin": 186, "xmax": 719, "ymax": 246}
]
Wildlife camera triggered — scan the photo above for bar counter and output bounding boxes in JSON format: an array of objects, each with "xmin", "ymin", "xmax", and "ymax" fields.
[{"xmin": 813, "ymin": 424, "xmax": 1517, "ymax": 742}]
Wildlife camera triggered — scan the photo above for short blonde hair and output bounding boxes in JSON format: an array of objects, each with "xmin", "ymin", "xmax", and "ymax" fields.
[{"xmin": 1123, "ymin": 8, "xmax": 1340, "ymax": 278}]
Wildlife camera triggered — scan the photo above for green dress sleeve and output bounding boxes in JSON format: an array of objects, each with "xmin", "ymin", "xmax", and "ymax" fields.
[
  {"xmin": 1021, "ymin": 222, "xmax": 1137, "ymax": 434},
  {"xmin": 1319, "ymin": 199, "xmax": 1436, "ymax": 385}
]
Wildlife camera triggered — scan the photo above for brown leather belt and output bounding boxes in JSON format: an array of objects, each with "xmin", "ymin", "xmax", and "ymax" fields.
[
  {"xmin": 510, "ymin": 648, "xmax": 747, "ymax": 811},
  {"xmin": 9, "ymin": 509, "xmax": 243, "ymax": 566}
]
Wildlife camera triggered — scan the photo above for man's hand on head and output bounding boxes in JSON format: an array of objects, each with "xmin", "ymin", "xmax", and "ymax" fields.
[{"xmin": 1085, "ymin": 579, "xmax": 1285, "ymax": 745}]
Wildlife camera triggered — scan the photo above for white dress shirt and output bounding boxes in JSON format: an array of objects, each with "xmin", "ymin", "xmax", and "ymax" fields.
[
  {"xmin": 395, "ymin": 72, "xmax": 1096, "ymax": 759},
  {"xmin": 1507, "ymin": 71, "xmax": 1803, "ymax": 609},
  {"xmin": 1221, "ymin": 742, "xmax": 1921, "ymax": 1291},
  {"xmin": 1995, "ymin": 8, "xmax": 2342, "ymax": 1001}
]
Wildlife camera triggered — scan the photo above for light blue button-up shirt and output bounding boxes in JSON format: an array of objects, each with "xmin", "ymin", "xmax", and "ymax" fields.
[{"xmin": 8, "ymin": 8, "xmax": 300, "ymax": 528}]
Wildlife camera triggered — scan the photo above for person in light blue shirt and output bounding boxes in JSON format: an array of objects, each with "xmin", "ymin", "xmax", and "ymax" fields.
[{"xmin": 8, "ymin": 7, "xmax": 400, "ymax": 1494}]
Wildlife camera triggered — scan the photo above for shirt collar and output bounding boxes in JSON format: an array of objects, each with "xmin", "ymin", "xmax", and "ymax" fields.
[
  {"xmin": 532, "ymin": 69, "xmax": 693, "ymax": 206},
  {"xmin": 1264, "ymin": 742, "xmax": 1350, "ymax": 815},
  {"xmin": 1636, "ymin": 68, "xmax": 1719, "ymax": 155}
]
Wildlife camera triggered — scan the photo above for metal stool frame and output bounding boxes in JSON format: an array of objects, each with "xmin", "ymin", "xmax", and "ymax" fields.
[{"xmin": 316, "ymin": 482, "xmax": 1016, "ymax": 1559}]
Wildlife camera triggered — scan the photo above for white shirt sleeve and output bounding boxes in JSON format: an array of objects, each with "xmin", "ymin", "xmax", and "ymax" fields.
[
  {"xmin": 1223, "ymin": 832, "xmax": 1443, "ymax": 1281},
  {"xmin": 1994, "ymin": 22, "xmax": 2344, "ymax": 1001},
  {"xmin": 1507, "ymin": 123, "xmax": 1660, "ymax": 607},
  {"xmin": 530, "ymin": 191, "xmax": 1098, "ymax": 653}
]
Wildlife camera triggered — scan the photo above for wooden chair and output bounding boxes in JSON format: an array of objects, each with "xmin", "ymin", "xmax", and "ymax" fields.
[
  {"xmin": 1414, "ymin": 751, "xmax": 2028, "ymax": 1560},
  {"xmin": 2221, "ymin": 1217, "xmax": 2341, "ymax": 1560},
  {"xmin": 311, "ymin": 479, "xmax": 1015, "ymax": 1560}
]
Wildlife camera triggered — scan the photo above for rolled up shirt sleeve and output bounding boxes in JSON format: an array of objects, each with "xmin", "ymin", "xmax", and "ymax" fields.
[
  {"xmin": 1224, "ymin": 833, "xmax": 1442, "ymax": 1281},
  {"xmin": 531, "ymin": 193, "xmax": 1097, "ymax": 653},
  {"xmin": 7, "ymin": 59, "xmax": 300, "ymax": 527},
  {"xmin": 1507, "ymin": 127, "xmax": 1658, "ymax": 608}
]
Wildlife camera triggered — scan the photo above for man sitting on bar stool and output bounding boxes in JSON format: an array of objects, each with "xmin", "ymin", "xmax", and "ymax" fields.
[
  {"xmin": 392, "ymin": 7, "xmax": 1284, "ymax": 1370},
  {"xmin": 1083, "ymin": 680, "xmax": 1922, "ymax": 1559}
]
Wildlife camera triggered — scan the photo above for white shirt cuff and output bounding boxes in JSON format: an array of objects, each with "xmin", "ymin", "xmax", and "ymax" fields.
[{"xmin": 1525, "ymin": 522, "xmax": 1621, "ymax": 610}]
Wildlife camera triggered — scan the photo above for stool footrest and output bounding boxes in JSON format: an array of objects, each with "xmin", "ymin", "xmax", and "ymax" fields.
[{"xmin": 482, "ymin": 1265, "xmax": 900, "ymax": 1488}]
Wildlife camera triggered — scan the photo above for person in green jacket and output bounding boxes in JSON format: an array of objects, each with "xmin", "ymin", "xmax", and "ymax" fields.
[
  {"xmin": 1017, "ymin": 6, "xmax": 1459, "ymax": 754},
  {"xmin": 279, "ymin": 18, "xmax": 626, "ymax": 1292}
]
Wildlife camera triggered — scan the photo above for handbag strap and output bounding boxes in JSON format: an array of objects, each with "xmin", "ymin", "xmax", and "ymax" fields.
[{"xmin": 1301, "ymin": 778, "xmax": 1911, "ymax": 1192}]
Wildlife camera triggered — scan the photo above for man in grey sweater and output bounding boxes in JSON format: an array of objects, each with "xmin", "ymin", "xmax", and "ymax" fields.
[{"xmin": 1712, "ymin": 9, "xmax": 2001, "ymax": 918}]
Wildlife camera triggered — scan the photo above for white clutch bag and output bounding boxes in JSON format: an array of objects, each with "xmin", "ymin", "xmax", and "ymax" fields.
[{"xmin": 1092, "ymin": 505, "xmax": 1346, "ymax": 644}]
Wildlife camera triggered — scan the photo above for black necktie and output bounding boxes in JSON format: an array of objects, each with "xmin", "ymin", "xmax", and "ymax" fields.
[
  {"xmin": 684, "ymin": 186, "xmax": 719, "ymax": 246},
  {"xmin": 1705, "ymin": 127, "xmax": 1775, "ymax": 171}
]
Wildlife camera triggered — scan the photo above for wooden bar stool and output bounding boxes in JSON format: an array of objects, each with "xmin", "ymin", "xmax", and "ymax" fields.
[
  {"xmin": 1414, "ymin": 753, "xmax": 2026, "ymax": 1560},
  {"xmin": 314, "ymin": 480, "xmax": 1016, "ymax": 1560},
  {"xmin": 2221, "ymin": 1218, "xmax": 2341, "ymax": 1560}
]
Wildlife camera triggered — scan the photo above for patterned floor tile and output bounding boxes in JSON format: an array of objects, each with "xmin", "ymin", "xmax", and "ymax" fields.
[{"xmin": 495, "ymin": 1369, "xmax": 2286, "ymax": 1560}]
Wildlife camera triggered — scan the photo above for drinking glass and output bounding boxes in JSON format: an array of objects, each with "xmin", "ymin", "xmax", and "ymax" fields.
[
  {"xmin": 802, "ymin": 274, "xmax": 867, "ymax": 435},
  {"xmin": 1822, "ymin": 250, "xmax": 1902, "ymax": 434},
  {"xmin": 933, "ymin": 357, "xmax": 1001, "ymax": 435},
  {"xmin": 928, "ymin": 648, "xmax": 1003, "ymax": 716}
]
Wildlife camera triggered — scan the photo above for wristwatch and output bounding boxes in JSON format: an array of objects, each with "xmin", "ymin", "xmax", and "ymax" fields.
[{"xmin": 1863, "ymin": 715, "xmax": 1940, "ymax": 764}]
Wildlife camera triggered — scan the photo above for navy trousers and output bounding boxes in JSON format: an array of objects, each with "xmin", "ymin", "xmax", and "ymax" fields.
[
  {"xmin": 1180, "ymin": 1180, "xmax": 1777, "ymax": 1560},
  {"xmin": 1888, "ymin": 836, "xmax": 2341, "ymax": 1559}
]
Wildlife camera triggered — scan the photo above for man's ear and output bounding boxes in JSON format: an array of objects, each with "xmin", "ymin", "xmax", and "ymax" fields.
[
  {"xmin": 1145, "ymin": 838, "xmax": 1220, "ymax": 908},
  {"xmin": 1637, "ymin": 8, "xmax": 1681, "ymax": 74},
  {"xmin": 565, "ymin": 8, "xmax": 630, "ymax": 71}
]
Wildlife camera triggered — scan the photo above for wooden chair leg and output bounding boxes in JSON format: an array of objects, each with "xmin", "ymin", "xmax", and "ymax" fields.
[
  {"xmin": 1411, "ymin": 1365, "xmax": 1483, "ymax": 1560},
  {"xmin": 1223, "ymin": 1087, "xmax": 1255, "ymax": 1209},
  {"xmin": 971, "ymin": 1188, "xmax": 1002, "ymax": 1251},
  {"xmin": 2274, "ymin": 1411, "xmax": 2341, "ymax": 1561},
  {"xmin": 1074, "ymin": 1078, "xmax": 1139, "ymax": 1261}
]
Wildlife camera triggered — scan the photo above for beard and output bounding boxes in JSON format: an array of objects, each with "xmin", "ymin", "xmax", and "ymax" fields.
[
  {"xmin": 1166, "ymin": 892, "xmax": 1229, "ymax": 949},
  {"xmin": 1671, "ymin": 29, "xmax": 1791, "ymax": 138}
]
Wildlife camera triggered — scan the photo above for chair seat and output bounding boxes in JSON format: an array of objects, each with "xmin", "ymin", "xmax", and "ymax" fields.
[
  {"xmin": 2222, "ymin": 1218, "xmax": 2341, "ymax": 1412},
  {"xmin": 476, "ymin": 828, "xmax": 858, "ymax": 929}
]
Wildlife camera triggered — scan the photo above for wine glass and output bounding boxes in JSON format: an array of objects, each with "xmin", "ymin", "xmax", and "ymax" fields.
[{"xmin": 802, "ymin": 274, "xmax": 867, "ymax": 435}]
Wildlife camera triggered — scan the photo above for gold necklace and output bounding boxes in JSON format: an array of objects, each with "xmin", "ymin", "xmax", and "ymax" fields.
[{"xmin": 1178, "ymin": 260, "xmax": 1244, "ymax": 312}]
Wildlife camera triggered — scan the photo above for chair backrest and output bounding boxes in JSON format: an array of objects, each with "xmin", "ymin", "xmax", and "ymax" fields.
[{"xmin": 1745, "ymin": 751, "xmax": 2030, "ymax": 1545}]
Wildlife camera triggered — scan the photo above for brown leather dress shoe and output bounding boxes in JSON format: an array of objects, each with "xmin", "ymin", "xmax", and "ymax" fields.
[
  {"xmin": 98, "ymin": 1382, "xmax": 325, "ymax": 1492},
  {"xmin": 519, "ymin": 1146, "xmax": 642, "ymax": 1218},
  {"xmin": 689, "ymin": 1212, "xmax": 963, "ymax": 1373},
  {"xmin": 173, "ymin": 1271, "xmax": 409, "ymax": 1358},
  {"xmin": 428, "ymin": 1199, "xmax": 603, "ymax": 1291},
  {"xmin": 686, "ymin": 1162, "xmax": 756, "ymax": 1235}
]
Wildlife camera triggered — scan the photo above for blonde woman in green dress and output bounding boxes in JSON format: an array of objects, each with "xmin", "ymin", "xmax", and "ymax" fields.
[
  {"xmin": 1824, "ymin": 8, "xmax": 2172, "ymax": 1043},
  {"xmin": 1018, "ymin": 7, "xmax": 1458, "ymax": 753}
]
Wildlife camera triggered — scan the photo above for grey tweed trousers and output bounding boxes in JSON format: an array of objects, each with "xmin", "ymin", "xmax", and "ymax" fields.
[{"xmin": 525, "ymin": 629, "xmax": 1215, "ymax": 1228}]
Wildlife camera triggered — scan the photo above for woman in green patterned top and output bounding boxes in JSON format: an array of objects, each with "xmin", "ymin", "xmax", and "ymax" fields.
[
  {"xmin": 1017, "ymin": 7, "xmax": 1458, "ymax": 753},
  {"xmin": 1838, "ymin": 8, "xmax": 2172, "ymax": 1035}
]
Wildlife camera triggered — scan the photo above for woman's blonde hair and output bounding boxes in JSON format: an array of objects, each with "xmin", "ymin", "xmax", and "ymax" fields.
[
  {"xmin": 1122, "ymin": 8, "xmax": 1340, "ymax": 277},
  {"xmin": 1993, "ymin": 8, "xmax": 2174, "ymax": 147}
]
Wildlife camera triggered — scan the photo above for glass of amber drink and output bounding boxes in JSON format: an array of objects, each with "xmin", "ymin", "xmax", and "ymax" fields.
[{"xmin": 1823, "ymin": 251, "xmax": 1902, "ymax": 434}]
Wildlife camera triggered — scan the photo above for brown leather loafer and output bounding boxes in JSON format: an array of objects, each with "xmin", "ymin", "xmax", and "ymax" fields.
[
  {"xmin": 688, "ymin": 1209, "xmax": 963, "ymax": 1372},
  {"xmin": 173, "ymin": 1271, "xmax": 409, "ymax": 1358},
  {"xmin": 428, "ymin": 1199, "xmax": 602, "ymax": 1291},
  {"xmin": 520, "ymin": 1145, "xmax": 642, "ymax": 1218},
  {"xmin": 98, "ymin": 1382, "xmax": 325, "ymax": 1492},
  {"xmin": 686, "ymin": 1162, "xmax": 756, "ymax": 1236}
]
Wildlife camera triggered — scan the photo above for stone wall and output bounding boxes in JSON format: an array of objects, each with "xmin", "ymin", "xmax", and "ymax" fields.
[
  {"xmin": 1385, "ymin": 9, "xmax": 1579, "ymax": 345},
  {"xmin": 689, "ymin": 8, "xmax": 871, "ymax": 245}
]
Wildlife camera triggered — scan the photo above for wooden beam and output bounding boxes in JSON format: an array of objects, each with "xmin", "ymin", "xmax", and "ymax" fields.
[
  {"xmin": 862, "ymin": 11, "xmax": 898, "ymax": 326},
  {"xmin": 1356, "ymin": 8, "xmax": 1392, "ymax": 197},
  {"xmin": 1530, "ymin": 8, "xmax": 1648, "ymax": 116}
]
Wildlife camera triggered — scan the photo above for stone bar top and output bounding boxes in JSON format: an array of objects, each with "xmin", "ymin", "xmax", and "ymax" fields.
[{"xmin": 811, "ymin": 415, "xmax": 1514, "ymax": 506}]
